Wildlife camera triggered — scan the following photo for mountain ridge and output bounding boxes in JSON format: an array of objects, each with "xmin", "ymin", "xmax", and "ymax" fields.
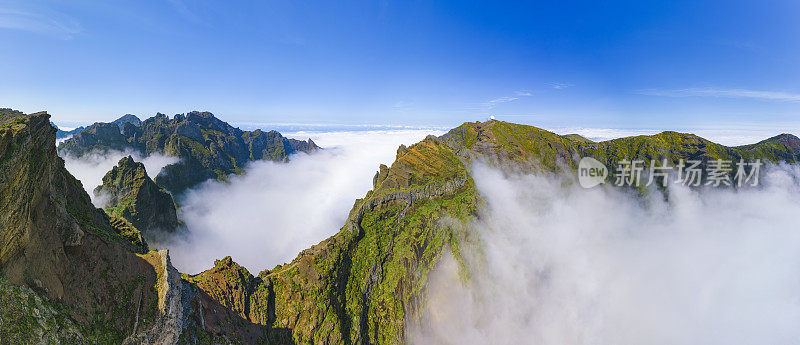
[{"xmin": 59, "ymin": 111, "xmax": 320, "ymax": 193}]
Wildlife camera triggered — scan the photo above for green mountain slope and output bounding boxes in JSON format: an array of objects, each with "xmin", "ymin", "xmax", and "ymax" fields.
[{"xmin": 94, "ymin": 156, "xmax": 181, "ymax": 239}]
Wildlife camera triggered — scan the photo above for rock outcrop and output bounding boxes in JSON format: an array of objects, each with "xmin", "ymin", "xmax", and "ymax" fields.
[
  {"xmin": 94, "ymin": 156, "xmax": 180, "ymax": 238},
  {"xmin": 59, "ymin": 111, "xmax": 320, "ymax": 194},
  {"xmin": 0, "ymin": 108, "xmax": 162, "ymax": 343},
  {"xmin": 113, "ymin": 114, "xmax": 142, "ymax": 130},
  {"xmin": 57, "ymin": 121, "xmax": 132, "ymax": 155}
]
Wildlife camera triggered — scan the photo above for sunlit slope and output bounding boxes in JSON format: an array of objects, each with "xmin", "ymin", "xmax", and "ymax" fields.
[
  {"xmin": 193, "ymin": 120, "xmax": 800, "ymax": 344},
  {"xmin": 191, "ymin": 135, "xmax": 478, "ymax": 344},
  {"xmin": 442, "ymin": 120, "xmax": 800, "ymax": 171}
]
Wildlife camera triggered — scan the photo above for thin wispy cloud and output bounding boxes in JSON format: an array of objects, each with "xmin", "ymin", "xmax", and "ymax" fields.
[
  {"xmin": 166, "ymin": 0, "xmax": 204, "ymax": 24},
  {"xmin": 483, "ymin": 90, "xmax": 532, "ymax": 109},
  {"xmin": 0, "ymin": 8, "xmax": 81, "ymax": 39},
  {"xmin": 550, "ymin": 82, "xmax": 573, "ymax": 89},
  {"xmin": 484, "ymin": 96, "xmax": 518, "ymax": 108},
  {"xmin": 639, "ymin": 88, "xmax": 800, "ymax": 102}
]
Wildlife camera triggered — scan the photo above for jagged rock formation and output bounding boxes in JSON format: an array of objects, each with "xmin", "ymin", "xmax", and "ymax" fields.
[
  {"xmin": 183, "ymin": 257, "xmax": 293, "ymax": 344},
  {"xmin": 52, "ymin": 122, "xmax": 86, "ymax": 139},
  {"xmin": 113, "ymin": 114, "xmax": 142, "ymax": 130},
  {"xmin": 59, "ymin": 111, "xmax": 320, "ymax": 193},
  {"xmin": 0, "ymin": 108, "xmax": 162, "ymax": 343},
  {"xmin": 58, "ymin": 121, "xmax": 132, "ymax": 154},
  {"xmin": 0, "ymin": 108, "xmax": 311, "ymax": 344},
  {"xmin": 94, "ymin": 156, "xmax": 180, "ymax": 238}
]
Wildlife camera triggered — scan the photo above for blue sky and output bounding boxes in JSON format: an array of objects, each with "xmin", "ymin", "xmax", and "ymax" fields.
[{"xmin": 1, "ymin": 0, "xmax": 800, "ymax": 132}]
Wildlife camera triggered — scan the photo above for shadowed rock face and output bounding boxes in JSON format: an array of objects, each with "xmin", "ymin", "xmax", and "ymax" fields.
[
  {"xmin": 59, "ymin": 111, "xmax": 320, "ymax": 194},
  {"xmin": 58, "ymin": 121, "xmax": 132, "ymax": 155},
  {"xmin": 94, "ymin": 155, "xmax": 180, "ymax": 238},
  {"xmin": 0, "ymin": 108, "xmax": 161, "ymax": 343}
]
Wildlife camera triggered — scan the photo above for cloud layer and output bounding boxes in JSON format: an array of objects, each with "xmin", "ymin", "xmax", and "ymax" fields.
[
  {"xmin": 164, "ymin": 129, "xmax": 442, "ymax": 274},
  {"xmin": 61, "ymin": 150, "xmax": 178, "ymax": 201},
  {"xmin": 410, "ymin": 163, "xmax": 800, "ymax": 345},
  {"xmin": 639, "ymin": 88, "xmax": 800, "ymax": 102}
]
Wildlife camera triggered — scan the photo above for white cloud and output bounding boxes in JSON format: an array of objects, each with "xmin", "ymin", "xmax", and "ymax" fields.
[
  {"xmin": 551, "ymin": 82, "xmax": 574, "ymax": 89},
  {"xmin": 639, "ymin": 88, "xmax": 800, "ymax": 102},
  {"xmin": 410, "ymin": 163, "xmax": 800, "ymax": 345},
  {"xmin": 163, "ymin": 129, "xmax": 443, "ymax": 274},
  {"xmin": 0, "ymin": 8, "xmax": 81, "ymax": 39},
  {"xmin": 61, "ymin": 150, "xmax": 178, "ymax": 203},
  {"xmin": 484, "ymin": 96, "xmax": 519, "ymax": 108},
  {"xmin": 484, "ymin": 90, "xmax": 532, "ymax": 110}
]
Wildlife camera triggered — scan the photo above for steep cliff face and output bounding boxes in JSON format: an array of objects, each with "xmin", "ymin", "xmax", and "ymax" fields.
[
  {"xmin": 0, "ymin": 109, "xmax": 162, "ymax": 343},
  {"xmin": 58, "ymin": 111, "xmax": 320, "ymax": 194},
  {"xmin": 181, "ymin": 136, "xmax": 477, "ymax": 344},
  {"xmin": 94, "ymin": 156, "xmax": 180, "ymax": 238}
]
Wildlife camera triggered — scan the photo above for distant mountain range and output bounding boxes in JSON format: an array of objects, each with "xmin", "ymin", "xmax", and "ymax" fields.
[
  {"xmin": 58, "ymin": 111, "xmax": 319, "ymax": 194},
  {"xmin": 1, "ymin": 108, "xmax": 799, "ymax": 344}
]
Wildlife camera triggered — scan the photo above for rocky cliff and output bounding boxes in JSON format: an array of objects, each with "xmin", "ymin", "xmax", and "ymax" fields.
[
  {"xmin": 58, "ymin": 111, "xmax": 320, "ymax": 193},
  {"xmin": 0, "ymin": 109, "xmax": 162, "ymax": 343},
  {"xmin": 94, "ymin": 156, "xmax": 181, "ymax": 238}
]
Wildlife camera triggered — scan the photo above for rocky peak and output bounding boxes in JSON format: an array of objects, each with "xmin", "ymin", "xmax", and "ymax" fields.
[
  {"xmin": 57, "ymin": 121, "xmax": 130, "ymax": 155},
  {"xmin": 112, "ymin": 114, "xmax": 142, "ymax": 130},
  {"xmin": 94, "ymin": 156, "xmax": 180, "ymax": 237},
  {"xmin": 0, "ymin": 109, "xmax": 161, "ymax": 342}
]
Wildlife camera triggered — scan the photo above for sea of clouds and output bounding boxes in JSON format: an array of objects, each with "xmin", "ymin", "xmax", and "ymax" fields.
[
  {"xmin": 163, "ymin": 129, "xmax": 442, "ymax": 274},
  {"xmin": 59, "ymin": 129, "xmax": 441, "ymax": 274},
  {"xmin": 409, "ymin": 163, "xmax": 800, "ymax": 345}
]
